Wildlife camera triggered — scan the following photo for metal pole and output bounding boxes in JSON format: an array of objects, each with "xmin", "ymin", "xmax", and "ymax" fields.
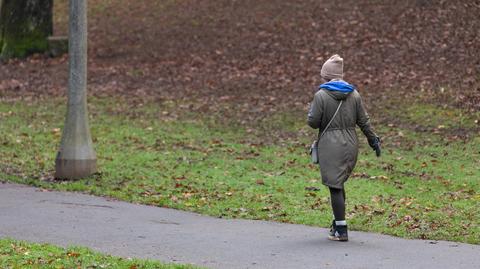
[{"xmin": 55, "ymin": 0, "xmax": 96, "ymax": 179}]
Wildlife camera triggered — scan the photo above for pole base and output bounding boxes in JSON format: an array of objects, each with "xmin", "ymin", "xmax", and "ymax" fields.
[{"xmin": 55, "ymin": 158, "xmax": 97, "ymax": 180}]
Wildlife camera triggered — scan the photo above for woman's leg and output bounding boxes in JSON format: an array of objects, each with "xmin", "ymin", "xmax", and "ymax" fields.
[
  {"xmin": 329, "ymin": 187, "xmax": 348, "ymax": 241},
  {"xmin": 329, "ymin": 187, "xmax": 345, "ymax": 221}
]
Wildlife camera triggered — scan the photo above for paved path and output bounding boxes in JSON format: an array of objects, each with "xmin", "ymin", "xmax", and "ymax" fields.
[{"xmin": 0, "ymin": 183, "xmax": 478, "ymax": 269}]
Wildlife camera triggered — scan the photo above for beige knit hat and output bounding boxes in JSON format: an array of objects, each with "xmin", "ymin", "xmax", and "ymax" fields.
[{"xmin": 321, "ymin": 54, "xmax": 344, "ymax": 80}]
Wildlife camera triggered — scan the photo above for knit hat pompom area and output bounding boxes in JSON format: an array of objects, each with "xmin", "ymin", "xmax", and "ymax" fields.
[{"xmin": 321, "ymin": 54, "xmax": 344, "ymax": 80}]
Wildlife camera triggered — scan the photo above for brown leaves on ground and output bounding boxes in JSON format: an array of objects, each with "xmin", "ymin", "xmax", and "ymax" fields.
[
  {"xmin": 66, "ymin": 251, "xmax": 80, "ymax": 258},
  {"xmin": 1, "ymin": 0, "xmax": 479, "ymax": 121}
]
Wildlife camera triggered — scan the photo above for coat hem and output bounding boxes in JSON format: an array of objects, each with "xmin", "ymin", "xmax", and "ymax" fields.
[{"xmin": 322, "ymin": 182, "xmax": 344, "ymax": 189}]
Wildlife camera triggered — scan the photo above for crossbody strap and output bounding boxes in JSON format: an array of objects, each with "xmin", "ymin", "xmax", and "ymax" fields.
[{"xmin": 317, "ymin": 100, "xmax": 343, "ymax": 142}]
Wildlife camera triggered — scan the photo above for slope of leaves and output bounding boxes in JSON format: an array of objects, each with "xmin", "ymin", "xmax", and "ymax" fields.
[{"xmin": 1, "ymin": 0, "xmax": 479, "ymax": 121}]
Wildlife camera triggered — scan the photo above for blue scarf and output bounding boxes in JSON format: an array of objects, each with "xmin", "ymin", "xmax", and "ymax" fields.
[{"xmin": 319, "ymin": 81, "xmax": 355, "ymax": 93}]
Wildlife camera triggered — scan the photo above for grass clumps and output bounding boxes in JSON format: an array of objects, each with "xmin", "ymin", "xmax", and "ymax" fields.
[{"xmin": 0, "ymin": 238, "xmax": 200, "ymax": 269}]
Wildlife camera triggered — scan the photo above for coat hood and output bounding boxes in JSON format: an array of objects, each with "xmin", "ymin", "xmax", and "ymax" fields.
[{"xmin": 318, "ymin": 80, "xmax": 355, "ymax": 100}]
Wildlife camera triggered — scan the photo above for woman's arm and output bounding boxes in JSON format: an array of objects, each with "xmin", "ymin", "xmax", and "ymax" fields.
[
  {"xmin": 355, "ymin": 92, "xmax": 379, "ymax": 147},
  {"xmin": 307, "ymin": 91, "xmax": 323, "ymax": 129}
]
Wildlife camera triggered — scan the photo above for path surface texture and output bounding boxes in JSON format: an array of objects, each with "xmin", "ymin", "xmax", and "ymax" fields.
[{"xmin": 0, "ymin": 183, "xmax": 478, "ymax": 269}]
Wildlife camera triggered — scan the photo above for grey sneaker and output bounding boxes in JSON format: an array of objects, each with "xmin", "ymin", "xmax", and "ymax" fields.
[{"xmin": 328, "ymin": 225, "xmax": 348, "ymax": 241}]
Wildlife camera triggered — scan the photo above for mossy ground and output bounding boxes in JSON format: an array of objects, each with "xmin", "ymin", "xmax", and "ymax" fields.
[{"xmin": 0, "ymin": 34, "xmax": 49, "ymax": 59}]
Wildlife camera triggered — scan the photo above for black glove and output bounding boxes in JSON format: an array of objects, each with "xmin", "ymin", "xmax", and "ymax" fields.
[{"xmin": 368, "ymin": 136, "xmax": 381, "ymax": 157}]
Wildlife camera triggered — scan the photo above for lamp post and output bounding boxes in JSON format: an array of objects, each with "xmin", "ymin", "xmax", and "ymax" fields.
[{"xmin": 55, "ymin": 0, "xmax": 96, "ymax": 179}]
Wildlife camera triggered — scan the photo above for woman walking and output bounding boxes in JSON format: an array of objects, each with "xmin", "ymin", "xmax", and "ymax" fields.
[{"xmin": 307, "ymin": 54, "xmax": 380, "ymax": 241}]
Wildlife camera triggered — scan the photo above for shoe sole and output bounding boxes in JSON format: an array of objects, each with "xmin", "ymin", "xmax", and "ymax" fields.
[{"xmin": 328, "ymin": 235, "xmax": 348, "ymax": 242}]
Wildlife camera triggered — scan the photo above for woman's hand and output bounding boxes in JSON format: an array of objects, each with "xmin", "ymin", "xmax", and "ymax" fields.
[{"xmin": 368, "ymin": 136, "xmax": 381, "ymax": 157}]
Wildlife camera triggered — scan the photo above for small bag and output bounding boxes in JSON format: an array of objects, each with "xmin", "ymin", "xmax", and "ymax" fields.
[
  {"xmin": 310, "ymin": 100, "xmax": 343, "ymax": 164},
  {"xmin": 310, "ymin": 140, "xmax": 319, "ymax": 164}
]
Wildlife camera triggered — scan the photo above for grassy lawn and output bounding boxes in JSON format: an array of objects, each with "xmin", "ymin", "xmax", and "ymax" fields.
[
  {"xmin": 0, "ymin": 238, "xmax": 199, "ymax": 269},
  {"xmin": 0, "ymin": 97, "xmax": 478, "ymax": 244}
]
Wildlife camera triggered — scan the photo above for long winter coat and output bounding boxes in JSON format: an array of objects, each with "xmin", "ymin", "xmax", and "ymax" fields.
[{"xmin": 307, "ymin": 85, "xmax": 377, "ymax": 189}]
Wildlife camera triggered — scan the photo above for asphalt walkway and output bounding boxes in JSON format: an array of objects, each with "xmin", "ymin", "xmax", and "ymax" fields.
[{"xmin": 0, "ymin": 183, "xmax": 478, "ymax": 269}]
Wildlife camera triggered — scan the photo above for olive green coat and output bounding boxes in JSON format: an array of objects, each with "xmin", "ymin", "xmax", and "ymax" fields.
[{"xmin": 307, "ymin": 87, "xmax": 377, "ymax": 189}]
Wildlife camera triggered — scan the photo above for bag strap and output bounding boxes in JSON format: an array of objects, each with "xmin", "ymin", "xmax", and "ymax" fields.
[{"xmin": 317, "ymin": 100, "xmax": 343, "ymax": 142}]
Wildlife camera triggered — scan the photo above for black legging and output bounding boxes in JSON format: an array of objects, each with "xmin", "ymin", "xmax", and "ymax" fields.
[{"xmin": 329, "ymin": 187, "xmax": 346, "ymax": 221}]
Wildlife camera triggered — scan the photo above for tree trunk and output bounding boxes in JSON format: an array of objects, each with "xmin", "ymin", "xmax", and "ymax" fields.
[
  {"xmin": 0, "ymin": 0, "xmax": 53, "ymax": 59},
  {"xmin": 55, "ymin": 0, "xmax": 96, "ymax": 180}
]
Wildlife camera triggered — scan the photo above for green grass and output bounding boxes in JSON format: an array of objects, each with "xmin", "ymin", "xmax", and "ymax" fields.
[
  {"xmin": 380, "ymin": 98, "xmax": 480, "ymax": 130},
  {"xmin": 0, "ymin": 97, "xmax": 478, "ymax": 244},
  {"xmin": 0, "ymin": 238, "xmax": 199, "ymax": 269}
]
